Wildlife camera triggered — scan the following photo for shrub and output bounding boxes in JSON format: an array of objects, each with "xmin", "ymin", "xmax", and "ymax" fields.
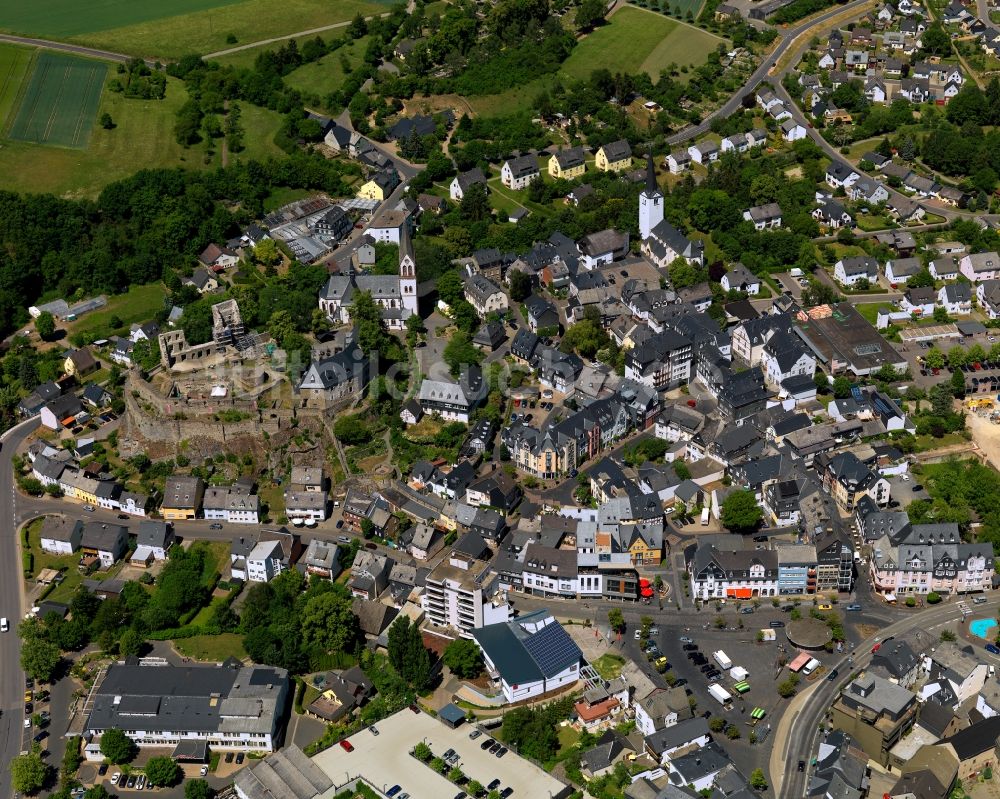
[{"xmin": 927, "ymin": 592, "xmax": 941, "ymax": 604}]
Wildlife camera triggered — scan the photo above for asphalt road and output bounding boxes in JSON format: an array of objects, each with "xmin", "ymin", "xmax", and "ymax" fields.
[
  {"xmin": 666, "ymin": 0, "xmax": 874, "ymax": 147},
  {"xmin": 0, "ymin": 418, "xmax": 41, "ymax": 799},
  {"xmin": 0, "ymin": 34, "xmax": 153, "ymax": 66}
]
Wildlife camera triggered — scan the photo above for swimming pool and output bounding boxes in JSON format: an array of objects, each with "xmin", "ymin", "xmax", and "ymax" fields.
[{"xmin": 970, "ymin": 618, "xmax": 997, "ymax": 639}]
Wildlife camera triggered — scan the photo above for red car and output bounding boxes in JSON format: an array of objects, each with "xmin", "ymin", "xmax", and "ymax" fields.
[
  {"xmin": 871, "ymin": 643, "xmax": 881, "ymax": 654},
  {"xmin": 339, "ymin": 739, "xmax": 354, "ymax": 752}
]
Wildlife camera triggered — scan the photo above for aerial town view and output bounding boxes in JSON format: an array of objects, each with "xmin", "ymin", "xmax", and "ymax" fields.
[{"xmin": 6, "ymin": 0, "xmax": 1000, "ymax": 798}]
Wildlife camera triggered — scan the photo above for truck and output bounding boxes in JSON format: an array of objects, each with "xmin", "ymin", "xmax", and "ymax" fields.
[
  {"xmin": 708, "ymin": 683, "xmax": 732, "ymax": 705},
  {"xmin": 802, "ymin": 658, "xmax": 821, "ymax": 676},
  {"xmin": 700, "ymin": 507, "xmax": 710, "ymax": 526},
  {"xmin": 730, "ymin": 666, "xmax": 749, "ymax": 682},
  {"xmin": 713, "ymin": 650, "xmax": 732, "ymax": 670}
]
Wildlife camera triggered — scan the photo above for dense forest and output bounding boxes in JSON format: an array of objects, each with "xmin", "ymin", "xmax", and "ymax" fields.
[{"xmin": 0, "ymin": 153, "xmax": 359, "ymax": 339}]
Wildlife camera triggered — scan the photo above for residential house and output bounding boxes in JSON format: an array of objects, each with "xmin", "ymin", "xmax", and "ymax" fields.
[
  {"xmin": 813, "ymin": 198, "xmax": 854, "ymax": 229},
  {"xmin": 132, "ymin": 521, "xmax": 174, "ymax": 564},
  {"xmin": 687, "ymin": 140, "xmax": 719, "ymax": 165},
  {"xmin": 939, "ymin": 283, "xmax": 973, "ymax": 315},
  {"xmin": 781, "ymin": 119, "xmax": 807, "ymax": 141},
  {"xmin": 720, "ymin": 264, "xmax": 760, "ymax": 295},
  {"xmin": 463, "ymin": 273, "xmax": 508, "ymax": 316},
  {"xmin": 930, "ymin": 257, "xmax": 959, "ymax": 281},
  {"xmin": 548, "ymin": 147, "xmax": 586, "ymax": 179},
  {"xmin": 827, "ymin": 161, "xmax": 861, "ymax": 188},
  {"xmin": 666, "ymin": 150, "xmax": 691, "ymax": 174},
  {"xmin": 884, "ymin": 257, "xmax": 924, "ymax": 285},
  {"xmin": 743, "ymin": 203, "xmax": 782, "ymax": 230},
  {"xmin": 501, "ymin": 155, "xmax": 540, "ymax": 189},
  {"xmin": 960, "ymin": 252, "xmax": 1000, "ymax": 283},
  {"xmin": 834, "ymin": 256, "xmax": 879, "ymax": 287},
  {"xmin": 64, "ymin": 348, "xmax": 98, "ymax": 377},
  {"xmin": 595, "ymin": 140, "xmax": 632, "ymax": 172},
  {"xmin": 449, "ymin": 168, "xmax": 487, "ymax": 202},
  {"xmin": 161, "ymin": 476, "xmax": 205, "ymax": 520}
]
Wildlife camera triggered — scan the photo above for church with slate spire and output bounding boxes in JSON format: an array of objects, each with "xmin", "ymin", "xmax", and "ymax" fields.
[
  {"xmin": 638, "ymin": 152, "xmax": 705, "ymax": 269},
  {"xmin": 318, "ymin": 223, "xmax": 419, "ymax": 329}
]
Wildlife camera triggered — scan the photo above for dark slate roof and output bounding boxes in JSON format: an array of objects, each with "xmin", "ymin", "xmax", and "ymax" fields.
[
  {"xmin": 943, "ymin": 715, "xmax": 1000, "ymax": 760},
  {"xmin": 471, "ymin": 611, "xmax": 581, "ymax": 684}
]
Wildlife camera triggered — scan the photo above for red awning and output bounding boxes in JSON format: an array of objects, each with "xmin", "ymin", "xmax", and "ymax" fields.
[
  {"xmin": 726, "ymin": 588, "xmax": 752, "ymax": 599},
  {"xmin": 639, "ymin": 579, "xmax": 651, "ymax": 588},
  {"xmin": 640, "ymin": 587, "xmax": 654, "ymax": 597}
]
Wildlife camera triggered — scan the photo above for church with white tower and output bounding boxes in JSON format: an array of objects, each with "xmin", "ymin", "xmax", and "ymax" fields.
[
  {"xmin": 638, "ymin": 152, "xmax": 705, "ymax": 269},
  {"xmin": 318, "ymin": 223, "xmax": 419, "ymax": 329}
]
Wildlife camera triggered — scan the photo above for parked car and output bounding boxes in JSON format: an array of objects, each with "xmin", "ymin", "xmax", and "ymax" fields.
[
  {"xmin": 488, "ymin": 780, "xmax": 501, "ymax": 790},
  {"xmin": 126, "ymin": 775, "xmax": 137, "ymax": 789},
  {"xmin": 845, "ymin": 603, "xmax": 862, "ymax": 611},
  {"xmin": 209, "ymin": 523, "xmax": 223, "ymax": 530},
  {"xmin": 225, "ymin": 753, "xmax": 234, "ymax": 763},
  {"xmin": 136, "ymin": 775, "xmax": 146, "ymax": 790},
  {"xmin": 496, "ymin": 746, "xmax": 508, "ymax": 758},
  {"xmin": 117, "ymin": 514, "xmax": 130, "ymax": 520},
  {"xmin": 739, "ymin": 607, "xmax": 754, "ymax": 615},
  {"xmin": 98, "ymin": 765, "xmax": 108, "ymax": 777},
  {"xmin": 370, "ymin": 725, "xmax": 379, "ymax": 736},
  {"xmin": 339, "ymin": 740, "xmax": 354, "ymax": 753},
  {"xmin": 469, "ymin": 730, "xmax": 482, "ymax": 740},
  {"xmin": 682, "ymin": 644, "xmax": 698, "ymax": 651},
  {"xmin": 489, "ymin": 742, "xmax": 502, "ymax": 754},
  {"xmin": 111, "ymin": 773, "xmax": 121, "ymax": 786},
  {"xmin": 987, "ymin": 643, "xmax": 1000, "ymax": 655},
  {"xmin": 481, "ymin": 739, "xmax": 494, "ymax": 750},
  {"xmin": 236, "ymin": 753, "xmax": 245, "ymax": 764},
  {"xmin": 769, "ymin": 621, "xmax": 785, "ymax": 628},
  {"xmin": 679, "ymin": 636, "xmax": 694, "ymax": 644},
  {"xmin": 387, "ymin": 787, "xmax": 402, "ymax": 798},
  {"xmin": 817, "ymin": 603, "xmax": 833, "ymax": 611}
]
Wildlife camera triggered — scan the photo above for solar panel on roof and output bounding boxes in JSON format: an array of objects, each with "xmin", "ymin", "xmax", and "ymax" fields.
[
  {"xmin": 522, "ymin": 622, "xmax": 581, "ymax": 677},
  {"xmin": 851, "ymin": 386, "xmax": 864, "ymax": 402}
]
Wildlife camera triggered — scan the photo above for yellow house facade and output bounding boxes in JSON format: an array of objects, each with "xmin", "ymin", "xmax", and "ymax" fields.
[
  {"xmin": 358, "ymin": 180, "xmax": 386, "ymax": 201},
  {"xmin": 548, "ymin": 147, "xmax": 586, "ymax": 180},
  {"xmin": 357, "ymin": 172, "xmax": 397, "ymax": 202},
  {"xmin": 595, "ymin": 140, "xmax": 633, "ymax": 173}
]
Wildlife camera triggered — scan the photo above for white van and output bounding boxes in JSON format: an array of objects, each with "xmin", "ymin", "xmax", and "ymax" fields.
[
  {"xmin": 802, "ymin": 658, "xmax": 821, "ymax": 676},
  {"xmin": 1, "ymin": 618, "xmax": 8, "ymax": 632}
]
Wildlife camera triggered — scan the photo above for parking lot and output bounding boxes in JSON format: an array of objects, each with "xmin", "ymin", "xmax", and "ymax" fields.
[{"xmin": 312, "ymin": 707, "xmax": 567, "ymax": 799}]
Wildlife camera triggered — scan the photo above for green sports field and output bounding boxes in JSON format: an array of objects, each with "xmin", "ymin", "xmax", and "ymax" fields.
[{"xmin": 8, "ymin": 52, "xmax": 106, "ymax": 148}]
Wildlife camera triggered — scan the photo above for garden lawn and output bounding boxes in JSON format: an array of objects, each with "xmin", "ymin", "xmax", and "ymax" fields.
[
  {"xmin": 62, "ymin": 0, "xmax": 387, "ymax": 61},
  {"xmin": 66, "ymin": 283, "xmax": 168, "ymax": 339},
  {"xmin": 855, "ymin": 302, "xmax": 891, "ymax": 326},
  {"xmin": 173, "ymin": 633, "xmax": 248, "ymax": 662},
  {"xmin": 231, "ymin": 103, "xmax": 286, "ymax": 162},
  {"xmin": 281, "ymin": 36, "xmax": 370, "ymax": 98},
  {"xmin": 592, "ymin": 653, "xmax": 626, "ymax": 680}
]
